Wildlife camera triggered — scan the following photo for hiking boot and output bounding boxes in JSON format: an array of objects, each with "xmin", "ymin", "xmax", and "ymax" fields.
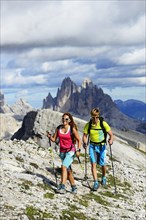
[
  {"xmin": 71, "ymin": 185, "xmax": 77, "ymax": 194},
  {"xmin": 101, "ymin": 176, "xmax": 106, "ymax": 186},
  {"xmin": 92, "ymin": 181, "xmax": 99, "ymax": 191},
  {"xmin": 56, "ymin": 184, "xmax": 66, "ymax": 194}
]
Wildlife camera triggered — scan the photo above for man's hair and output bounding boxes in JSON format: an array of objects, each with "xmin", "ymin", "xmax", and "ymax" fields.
[{"xmin": 90, "ymin": 108, "xmax": 100, "ymax": 116}]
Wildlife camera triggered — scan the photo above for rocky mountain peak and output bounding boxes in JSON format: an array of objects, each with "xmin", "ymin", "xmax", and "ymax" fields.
[
  {"xmin": 42, "ymin": 78, "xmax": 146, "ymax": 134},
  {"xmin": 81, "ymin": 78, "xmax": 93, "ymax": 88}
]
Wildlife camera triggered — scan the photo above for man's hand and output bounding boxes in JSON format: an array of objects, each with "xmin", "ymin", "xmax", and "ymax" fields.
[{"xmin": 108, "ymin": 139, "xmax": 113, "ymax": 145}]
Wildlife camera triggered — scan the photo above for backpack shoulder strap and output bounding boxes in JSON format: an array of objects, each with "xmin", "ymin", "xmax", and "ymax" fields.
[
  {"xmin": 99, "ymin": 117, "xmax": 107, "ymax": 143},
  {"xmin": 87, "ymin": 119, "xmax": 92, "ymax": 135},
  {"xmin": 57, "ymin": 124, "xmax": 62, "ymax": 130}
]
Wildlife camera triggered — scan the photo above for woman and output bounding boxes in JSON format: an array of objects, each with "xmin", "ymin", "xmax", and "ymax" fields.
[{"xmin": 47, "ymin": 112, "xmax": 81, "ymax": 194}]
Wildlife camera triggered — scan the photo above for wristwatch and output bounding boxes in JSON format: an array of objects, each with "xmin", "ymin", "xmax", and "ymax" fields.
[{"xmin": 76, "ymin": 148, "xmax": 81, "ymax": 152}]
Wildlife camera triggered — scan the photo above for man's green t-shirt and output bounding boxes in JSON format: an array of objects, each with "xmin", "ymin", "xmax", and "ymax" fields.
[{"xmin": 83, "ymin": 121, "xmax": 111, "ymax": 143}]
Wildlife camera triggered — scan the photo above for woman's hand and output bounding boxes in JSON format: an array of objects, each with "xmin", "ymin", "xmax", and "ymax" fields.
[
  {"xmin": 46, "ymin": 131, "xmax": 51, "ymax": 138},
  {"xmin": 76, "ymin": 149, "xmax": 81, "ymax": 158}
]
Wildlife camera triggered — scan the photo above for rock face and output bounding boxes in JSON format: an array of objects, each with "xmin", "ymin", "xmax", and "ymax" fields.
[
  {"xmin": 11, "ymin": 111, "xmax": 38, "ymax": 141},
  {"xmin": 0, "ymin": 113, "xmax": 22, "ymax": 140},
  {"xmin": 43, "ymin": 77, "xmax": 146, "ymax": 134},
  {"xmin": 12, "ymin": 109, "xmax": 145, "ymax": 153}
]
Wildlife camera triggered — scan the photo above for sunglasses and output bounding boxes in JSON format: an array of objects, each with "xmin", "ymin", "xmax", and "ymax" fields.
[
  {"xmin": 62, "ymin": 117, "xmax": 70, "ymax": 121},
  {"xmin": 92, "ymin": 116, "xmax": 99, "ymax": 119}
]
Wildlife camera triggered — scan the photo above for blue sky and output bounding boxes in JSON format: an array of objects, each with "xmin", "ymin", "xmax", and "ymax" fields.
[{"xmin": 1, "ymin": 0, "xmax": 145, "ymax": 108}]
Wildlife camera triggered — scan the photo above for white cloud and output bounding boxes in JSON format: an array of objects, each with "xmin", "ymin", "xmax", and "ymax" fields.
[
  {"xmin": 1, "ymin": 1, "xmax": 145, "ymax": 47},
  {"xmin": 1, "ymin": 0, "xmax": 145, "ymax": 106},
  {"xmin": 2, "ymin": 68, "xmax": 47, "ymax": 86},
  {"xmin": 117, "ymin": 48, "xmax": 145, "ymax": 65}
]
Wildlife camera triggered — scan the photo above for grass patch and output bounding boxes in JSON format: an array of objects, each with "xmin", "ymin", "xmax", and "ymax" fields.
[
  {"xmin": 25, "ymin": 206, "xmax": 54, "ymax": 219},
  {"xmin": 4, "ymin": 205, "xmax": 15, "ymax": 210},
  {"xmin": 99, "ymin": 191, "xmax": 128, "ymax": 200},
  {"xmin": 43, "ymin": 192, "xmax": 54, "ymax": 199},
  {"xmin": 72, "ymin": 159, "xmax": 79, "ymax": 164},
  {"xmin": 60, "ymin": 204, "xmax": 86, "ymax": 220},
  {"xmin": 30, "ymin": 162, "xmax": 39, "ymax": 169},
  {"xmin": 82, "ymin": 193, "xmax": 110, "ymax": 206},
  {"xmin": 19, "ymin": 180, "xmax": 33, "ymax": 190},
  {"xmin": 78, "ymin": 198, "xmax": 89, "ymax": 207},
  {"xmin": 15, "ymin": 156, "xmax": 24, "ymax": 163},
  {"xmin": 37, "ymin": 182, "xmax": 52, "ymax": 191}
]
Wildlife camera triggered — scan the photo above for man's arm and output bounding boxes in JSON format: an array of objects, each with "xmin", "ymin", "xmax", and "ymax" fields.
[
  {"xmin": 82, "ymin": 133, "xmax": 88, "ymax": 148},
  {"xmin": 107, "ymin": 130, "xmax": 114, "ymax": 145}
]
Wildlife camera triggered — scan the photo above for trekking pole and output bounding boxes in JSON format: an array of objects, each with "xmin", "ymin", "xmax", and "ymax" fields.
[
  {"xmin": 77, "ymin": 156, "xmax": 91, "ymax": 189},
  {"xmin": 84, "ymin": 147, "xmax": 88, "ymax": 181},
  {"xmin": 109, "ymin": 144, "xmax": 117, "ymax": 194},
  {"xmin": 48, "ymin": 137, "xmax": 58, "ymax": 186}
]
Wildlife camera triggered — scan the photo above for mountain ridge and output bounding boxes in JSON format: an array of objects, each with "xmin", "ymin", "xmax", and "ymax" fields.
[
  {"xmin": 114, "ymin": 99, "xmax": 146, "ymax": 122},
  {"xmin": 42, "ymin": 77, "xmax": 146, "ymax": 134}
]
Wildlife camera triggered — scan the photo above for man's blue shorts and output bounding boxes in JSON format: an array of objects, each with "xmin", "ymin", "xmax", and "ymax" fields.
[
  {"xmin": 89, "ymin": 144, "xmax": 106, "ymax": 166},
  {"xmin": 59, "ymin": 151, "xmax": 75, "ymax": 169}
]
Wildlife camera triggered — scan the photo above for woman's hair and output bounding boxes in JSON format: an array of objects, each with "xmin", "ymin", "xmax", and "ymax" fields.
[
  {"xmin": 62, "ymin": 112, "xmax": 78, "ymax": 144},
  {"xmin": 62, "ymin": 112, "xmax": 78, "ymax": 130},
  {"xmin": 90, "ymin": 108, "xmax": 100, "ymax": 116}
]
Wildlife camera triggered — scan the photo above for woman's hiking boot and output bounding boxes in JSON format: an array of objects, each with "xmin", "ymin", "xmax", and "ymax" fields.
[
  {"xmin": 56, "ymin": 184, "xmax": 66, "ymax": 194},
  {"xmin": 92, "ymin": 181, "xmax": 99, "ymax": 191},
  {"xmin": 101, "ymin": 176, "xmax": 106, "ymax": 186},
  {"xmin": 71, "ymin": 185, "xmax": 77, "ymax": 194}
]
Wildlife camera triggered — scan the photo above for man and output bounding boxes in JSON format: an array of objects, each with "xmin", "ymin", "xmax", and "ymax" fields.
[{"xmin": 82, "ymin": 108, "xmax": 113, "ymax": 191}]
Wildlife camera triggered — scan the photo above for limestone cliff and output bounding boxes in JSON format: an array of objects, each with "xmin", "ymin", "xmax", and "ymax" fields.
[{"xmin": 42, "ymin": 77, "xmax": 146, "ymax": 133}]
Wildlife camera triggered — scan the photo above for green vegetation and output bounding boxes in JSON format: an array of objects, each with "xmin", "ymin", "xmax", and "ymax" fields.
[
  {"xmin": 4, "ymin": 205, "xmax": 15, "ymax": 210},
  {"xmin": 15, "ymin": 156, "xmax": 24, "ymax": 163},
  {"xmin": 37, "ymin": 182, "xmax": 53, "ymax": 191},
  {"xmin": 30, "ymin": 162, "xmax": 39, "ymax": 169},
  {"xmin": 25, "ymin": 206, "xmax": 54, "ymax": 220},
  {"xmin": 60, "ymin": 204, "xmax": 86, "ymax": 220},
  {"xmin": 82, "ymin": 193, "xmax": 110, "ymax": 206},
  {"xmin": 19, "ymin": 180, "xmax": 33, "ymax": 190},
  {"xmin": 43, "ymin": 192, "xmax": 54, "ymax": 199},
  {"xmin": 78, "ymin": 197, "xmax": 89, "ymax": 207},
  {"xmin": 99, "ymin": 191, "xmax": 128, "ymax": 200}
]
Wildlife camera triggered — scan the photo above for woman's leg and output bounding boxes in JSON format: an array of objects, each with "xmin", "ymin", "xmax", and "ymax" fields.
[
  {"xmin": 61, "ymin": 165, "xmax": 67, "ymax": 185},
  {"xmin": 67, "ymin": 168, "xmax": 75, "ymax": 185}
]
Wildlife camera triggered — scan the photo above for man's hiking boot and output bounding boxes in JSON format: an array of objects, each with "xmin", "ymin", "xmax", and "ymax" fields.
[
  {"xmin": 56, "ymin": 184, "xmax": 66, "ymax": 194},
  {"xmin": 71, "ymin": 185, "xmax": 77, "ymax": 194},
  {"xmin": 101, "ymin": 176, "xmax": 106, "ymax": 186},
  {"xmin": 92, "ymin": 181, "xmax": 99, "ymax": 191}
]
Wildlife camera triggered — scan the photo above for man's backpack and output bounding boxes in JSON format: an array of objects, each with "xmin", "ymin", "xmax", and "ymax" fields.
[{"xmin": 87, "ymin": 117, "xmax": 107, "ymax": 144}]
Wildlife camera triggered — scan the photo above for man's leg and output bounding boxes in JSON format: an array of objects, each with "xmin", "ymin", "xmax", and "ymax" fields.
[
  {"xmin": 91, "ymin": 162, "xmax": 97, "ymax": 181},
  {"xmin": 101, "ymin": 165, "xmax": 106, "ymax": 177}
]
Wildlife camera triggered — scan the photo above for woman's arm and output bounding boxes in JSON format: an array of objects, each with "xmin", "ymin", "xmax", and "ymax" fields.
[
  {"xmin": 73, "ymin": 127, "xmax": 81, "ymax": 149},
  {"xmin": 47, "ymin": 128, "xmax": 58, "ymax": 142}
]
